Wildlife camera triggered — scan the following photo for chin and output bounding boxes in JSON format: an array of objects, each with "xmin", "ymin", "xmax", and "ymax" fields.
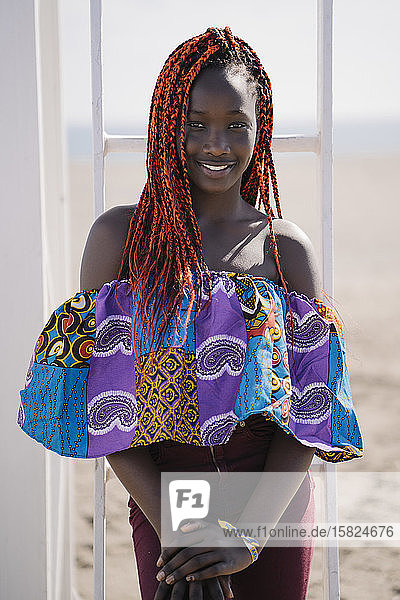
[{"xmin": 195, "ymin": 180, "xmax": 237, "ymax": 195}]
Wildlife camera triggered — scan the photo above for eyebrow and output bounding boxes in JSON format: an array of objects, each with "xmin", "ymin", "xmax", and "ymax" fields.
[{"xmin": 188, "ymin": 109, "xmax": 248, "ymax": 116}]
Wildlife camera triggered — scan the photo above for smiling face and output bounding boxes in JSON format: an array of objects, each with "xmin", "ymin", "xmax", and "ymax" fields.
[{"xmin": 183, "ymin": 66, "xmax": 259, "ymax": 200}]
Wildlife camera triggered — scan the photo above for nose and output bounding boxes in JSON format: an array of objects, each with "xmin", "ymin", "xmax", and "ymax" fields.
[{"xmin": 202, "ymin": 129, "xmax": 230, "ymax": 155}]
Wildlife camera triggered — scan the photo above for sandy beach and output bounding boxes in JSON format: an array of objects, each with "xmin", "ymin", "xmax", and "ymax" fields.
[{"xmin": 69, "ymin": 153, "xmax": 400, "ymax": 599}]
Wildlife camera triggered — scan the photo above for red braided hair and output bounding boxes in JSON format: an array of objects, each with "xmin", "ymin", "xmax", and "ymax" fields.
[{"xmin": 114, "ymin": 26, "xmax": 295, "ymax": 366}]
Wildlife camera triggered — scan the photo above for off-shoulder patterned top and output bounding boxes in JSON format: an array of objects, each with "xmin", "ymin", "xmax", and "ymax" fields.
[{"xmin": 17, "ymin": 270, "xmax": 363, "ymax": 462}]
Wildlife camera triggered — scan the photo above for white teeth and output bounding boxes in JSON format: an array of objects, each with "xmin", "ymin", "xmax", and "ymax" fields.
[{"xmin": 202, "ymin": 163, "xmax": 230, "ymax": 171}]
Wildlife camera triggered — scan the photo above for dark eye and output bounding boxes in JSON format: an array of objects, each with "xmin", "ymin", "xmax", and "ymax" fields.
[
  {"xmin": 187, "ymin": 122, "xmax": 204, "ymax": 129},
  {"xmin": 229, "ymin": 122, "xmax": 247, "ymax": 129}
]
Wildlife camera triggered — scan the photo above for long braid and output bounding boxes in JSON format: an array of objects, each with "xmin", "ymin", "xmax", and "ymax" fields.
[{"xmin": 114, "ymin": 26, "xmax": 294, "ymax": 368}]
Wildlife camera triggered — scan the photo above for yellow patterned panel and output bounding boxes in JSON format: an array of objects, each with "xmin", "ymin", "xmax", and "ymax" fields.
[{"xmin": 129, "ymin": 348, "xmax": 201, "ymax": 446}]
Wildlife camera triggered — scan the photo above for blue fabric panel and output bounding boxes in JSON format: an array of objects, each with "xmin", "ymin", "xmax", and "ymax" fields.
[
  {"xmin": 19, "ymin": 362, "xmax": 88, "ymax": 457},
  {"xmin": 235, "ymin": 335, "xmax": 273, "ymax": 420},
  {"xmin": 329, "ymin": 329, "xmax": 363, "ymax": 450}
]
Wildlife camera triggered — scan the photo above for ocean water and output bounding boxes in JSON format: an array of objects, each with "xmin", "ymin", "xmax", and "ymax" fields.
[{"xmin": 67, "ymin": 119, "xmax": 400, "ymax": 159}]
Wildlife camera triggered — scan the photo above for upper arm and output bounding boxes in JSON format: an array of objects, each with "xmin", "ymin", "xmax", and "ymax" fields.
[
  {"xmin": 79, "ymin": 204, "xmax": 136, "ymax": 291},
  {"xmin": 272, "ymin": 219, "xmax": 322, "ymax": 298}
]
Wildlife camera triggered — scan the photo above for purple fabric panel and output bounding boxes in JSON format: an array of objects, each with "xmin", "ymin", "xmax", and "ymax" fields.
[
  {"xmin": 87, "ymin": 281, "xmax": 137, "ymax": 457},
  {"xmin": 195, "ymin": 274, "xmax": 247, "ymax": 432},
  {"xmin": 285, "ymin": 293, "xmax": 332, "ymax": 447}
]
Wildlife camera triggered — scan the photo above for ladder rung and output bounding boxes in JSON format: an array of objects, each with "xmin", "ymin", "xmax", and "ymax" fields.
[{"xmin": 104, "ymin": 133, "xmax": 320, "ymax": 155}]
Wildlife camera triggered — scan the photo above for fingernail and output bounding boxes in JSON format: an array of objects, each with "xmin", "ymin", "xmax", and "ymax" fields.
[
  {"xmin": 156, "ymin": 571, "xmax": 165, "ymax": 581},
  {"xmin": 181, "ymin": 521, "xmax": 194, "ymax": 531},
  {"xmin": 156, "ymin": 558, "xmax": 164, "ymax": 567},
  {"xmin": 166, "ymin": 575, "xmax": 174, "ymax": 585}
]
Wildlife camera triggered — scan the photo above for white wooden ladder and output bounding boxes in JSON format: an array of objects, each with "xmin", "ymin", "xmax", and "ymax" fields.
[{"xmin": 89, "ymin": 1, "xmax": 339, "ymax": 598}]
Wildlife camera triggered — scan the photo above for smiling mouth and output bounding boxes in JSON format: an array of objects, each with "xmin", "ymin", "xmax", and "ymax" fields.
[{"xmin": 196, "ymin": 161, "xmax": 236, "ymax": 176}]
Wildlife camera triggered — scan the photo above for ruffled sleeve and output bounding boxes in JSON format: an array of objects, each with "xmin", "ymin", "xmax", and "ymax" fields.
[
  {"xmin": 17, "ymin": 288, "xmax": 99, "ymax": 457},
  {"xmin": 272, "ymin": 288, "xmax": 363, "ymax": 462},
  {"xmin": 16, "ymin": 280, "xmax": 147, "ymax": 458}
]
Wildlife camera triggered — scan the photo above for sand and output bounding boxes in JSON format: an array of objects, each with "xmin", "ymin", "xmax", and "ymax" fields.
[{"xmin": 69, "ymin": 153, "xmax": 400, "ymax": 599}]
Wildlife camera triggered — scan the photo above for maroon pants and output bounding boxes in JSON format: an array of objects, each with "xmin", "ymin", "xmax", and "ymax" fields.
[{"xmin": 128, "ymin": 416, "xmax": 315, "ymax": 600}]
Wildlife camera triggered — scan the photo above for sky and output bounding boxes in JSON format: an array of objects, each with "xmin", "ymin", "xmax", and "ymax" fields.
[{"xmin": 59, "ymin": 0, "xmax": 400, "ymax": 151}]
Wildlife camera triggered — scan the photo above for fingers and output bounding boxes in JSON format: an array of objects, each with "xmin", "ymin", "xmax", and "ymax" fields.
[
  {"xmin": 159, "ymin": 551, "xmax": 217, "ymax": 585},
  {"xmin": 157, "ymin": 547, "xmax": 212, "ymax": 582},
  {"xmin": 157, "ymin": 546, "xmax": 183, "ymax": 569},
  {"xmin": 154, "ymin": 580, "xmax": 173, "ymax": 600},
  {"xmin": 185, "ymin": 562, "xmax": 230, "ymax": 582},
  {"xmin": 154, "ymin": 578, "xmax": 205, "ymax": 600},
  {"xmin": 218, "ymin": 575, "xmax": 234, "ymax": 599},
  {"xmin": 204, "ymin": 577, "xmax": 224, "ymax": 600},
  {"xmin": 180, "ymin": 520, "xmax": 207, "ymax": 533},
  {"xmin": 157, "ymin": 530, "xmax": 209, "ymax": 568},
  {"xmin": 188, "ymin": 580, "xmax": 204, "ymax": 600},
  {"xmin": 170, "ymin": 579, "xmax": 188, "ymax": 600}
]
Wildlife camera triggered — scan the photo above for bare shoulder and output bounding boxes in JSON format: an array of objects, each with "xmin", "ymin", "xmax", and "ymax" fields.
[
  {"xmin": 79, "ymin": 204, "xmax": 137, "ymax": 291},
  {"xmin": 271, "ymin": 218, "xmax": 322, "ymax": 298}
]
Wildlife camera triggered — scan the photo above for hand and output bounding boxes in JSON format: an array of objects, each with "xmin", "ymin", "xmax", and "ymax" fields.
[
  {"xmin": 154, "ymin": 575, "xmax": 232, "ymax": 600},
  {"xmin": 155, "ymin": 520, "xmax": 253, "ymax": 587},
  {"xmin": 154, "ymin": 520, "xmax": 235, "ymax": 600}
]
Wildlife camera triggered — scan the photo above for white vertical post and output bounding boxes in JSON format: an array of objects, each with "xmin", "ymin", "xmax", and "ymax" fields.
[
  {"xmin": 317, "ymin": 1, "xmax": 340, "ymax": 599},
  {"xmin": 94, "ymin": 457, "xmax": 107, "ymax": 600},
  {"xmin": 90, "ymin": 0, "xmax": 106, "ymax": 220},
  {"xmin": 36, "ymin": 1, "xmax": 74, "ymax": 598},
  {"xmin": 89, "ymin": 1, "xmax": 107, "ymax": 599},
  {"xmin": 0, "ymin": 0, "xmax": 48, "ymax": 598},
  {"xmin": 318, "ymin": 0, "xmax": 334, "ymax": 291}
]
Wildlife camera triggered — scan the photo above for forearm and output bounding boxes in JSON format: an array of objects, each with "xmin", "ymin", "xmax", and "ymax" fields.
[
  {"xmin": 236, "ymin": 429, "xmax": 315, "ymax": 542},
  {"xmin": 106, "ymin": 445, "xmax": 162, "ymax": 539}
]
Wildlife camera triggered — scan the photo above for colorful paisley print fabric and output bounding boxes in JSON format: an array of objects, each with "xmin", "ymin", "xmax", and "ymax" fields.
[{"xmin": 17, "ymin": 271, "xmax": 363, "ymax": 462}]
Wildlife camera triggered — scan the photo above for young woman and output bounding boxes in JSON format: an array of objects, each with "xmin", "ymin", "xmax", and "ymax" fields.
[{"xmin": 18, "ymin": 26, "xmax": 363, "ymax": 600}]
